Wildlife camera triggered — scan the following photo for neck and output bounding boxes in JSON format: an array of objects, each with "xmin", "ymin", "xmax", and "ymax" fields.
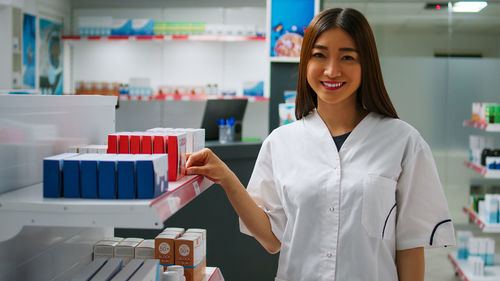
[{"xmin": 316, "ymin": 100, "xmax": 368, "ymax": 137}]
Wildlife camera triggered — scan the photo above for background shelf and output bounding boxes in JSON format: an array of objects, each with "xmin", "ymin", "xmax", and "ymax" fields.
[
  {"xmin": 0, "ymin": 175, "xmax": 213, "ymax": 241},
  {"xmin": 62, "ymin": 34, "xmax": 265, "ymax": 42},
  {"xmin": 463, "ymin": 120, "xmax": 500, "ymax": 132},
  {"xmin": 448, "ymin": 253, "xmax": 500, "ymax": 281},
  {"xmin": 116, "ymin": 94, "xmax": 269, "ymax": 102},
  {"xmin": 462, "ymin": 206, "xmax": 500, "ymax": 233},
  {"xmin": 463, "ymin": 161, "xmax": 500, "ymax": 179}
]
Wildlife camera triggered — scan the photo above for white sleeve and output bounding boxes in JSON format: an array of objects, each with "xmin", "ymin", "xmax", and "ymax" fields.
[
  {"xmin": 396, "ymin": 139, "xmax": 456, "ymax": 250},
  {"xmin": 239, "ymin": 137, "xmax": 287, "ymax": 242}
]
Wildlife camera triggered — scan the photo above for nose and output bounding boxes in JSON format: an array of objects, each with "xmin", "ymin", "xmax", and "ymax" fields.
[{"xmin": 324, "ymin": 59, "xmax": 341, "ymax": 78}]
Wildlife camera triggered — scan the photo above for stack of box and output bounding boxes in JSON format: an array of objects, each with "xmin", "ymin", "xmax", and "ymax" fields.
[
  {"xmin": 154, "ymin": 227, "xmax": 206, "ymax": 281},
  {"xmin": 107, "ymin": 128, "xmax": 204, "ymax": 182},
  {"xmin": 43, "ymin": 153, "xmax": 168, "ymax": 199},
  {"xmin": 72, "ymin": 257, "xmax": 161, "ymax": 280},
  {"xmin": 457, "ymin": 231, "xmax": 495, "ymax": 268}
]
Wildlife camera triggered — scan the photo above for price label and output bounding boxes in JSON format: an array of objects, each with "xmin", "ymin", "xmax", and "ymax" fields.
[{"xmin": 193, "ymin": 181, "xmax": 201, "ymax": 196}]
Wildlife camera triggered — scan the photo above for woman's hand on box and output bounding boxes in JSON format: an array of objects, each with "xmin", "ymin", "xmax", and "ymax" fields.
[{"xmin": 185, "ymin": 148, "xmax": 235, "ymax": 186}]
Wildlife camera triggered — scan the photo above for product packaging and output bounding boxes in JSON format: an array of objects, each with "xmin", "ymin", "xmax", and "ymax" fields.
[
  {"xmin": 109, "ymin": 259, "xmax": 144, "ymax": 281},
  {"xmin": 128, "ymin": 259, "xmax": 161, "ymax": 281},
  {"xmin": 135, "ymin": 239, "xmax": 155, "ymax": 259},
  {"xmin": 94, "ymin": 240, "xmax": 120, "ymax": 260},
  {"xmin": 155, "ymin": 233, "xmax": 178, "ymax": 266},
  {"xmin": 43, "ymin": 153, "xmax": 78, "ymax": 198},
  {"xmin": 114, "ymin": 238, "xmax": 144, "ymax": 265},
  {"xmin": 72, "ymin": 257, "xmax": 108, "ymax": 281},
  {"xmin": 117, "ymin": 154, "xmax": 137, "ymax": 199},
  {"xmin": 91, "ymin": 258, "xmax": 123, "ymax": 280},
  {"xmin": 136, "ymin": 154, "xmax": 168, "ymax": 199},
  {"xmin": 175, "ymin": 234, "xmax": 206, "ymax": 281},
  {"xmin": 98, "ymin": 154, "xmax": 119, "ymax": 199}
]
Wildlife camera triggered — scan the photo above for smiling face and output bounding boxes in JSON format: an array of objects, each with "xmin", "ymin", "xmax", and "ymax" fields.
[{"xmin": 306, "ymin": 27, "xmax": 361, "ymax": 111}]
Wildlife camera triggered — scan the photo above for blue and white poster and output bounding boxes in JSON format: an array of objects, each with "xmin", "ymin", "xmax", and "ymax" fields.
[
  {"xmin": 22, "ymin": 13, "xmax": 36, "ymax": 89},
  {"xmin": 270, "ymin": 0, "xmax": 315, "ymax": 57},
  {"xmin": 39, "ymin": 18, "xmax": 63, "ymax": 95}
]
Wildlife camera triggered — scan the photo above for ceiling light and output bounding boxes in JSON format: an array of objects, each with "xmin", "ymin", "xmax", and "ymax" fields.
[{"xmin": 452, "ymin": 1, "xmax": 488, "ymax": 13}]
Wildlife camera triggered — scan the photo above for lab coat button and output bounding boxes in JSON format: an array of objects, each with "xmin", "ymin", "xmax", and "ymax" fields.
[
  {"xmin": 329, "ymin": 207, "xmax": 334, "ymax": 212},
  {"xmin": 327, "ymin": 252, "xmax": 333, "ymax": 258}
]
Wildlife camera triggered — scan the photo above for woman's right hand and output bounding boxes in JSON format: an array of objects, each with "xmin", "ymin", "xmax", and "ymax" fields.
[{"xmin": 185, "ymin": 148, "xmax": 235, "ymax": 186}]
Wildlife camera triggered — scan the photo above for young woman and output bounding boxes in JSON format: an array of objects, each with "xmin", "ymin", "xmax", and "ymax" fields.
[{"xmin": 185, "ymin": 8, "xmax": 455, "ymax": 281}]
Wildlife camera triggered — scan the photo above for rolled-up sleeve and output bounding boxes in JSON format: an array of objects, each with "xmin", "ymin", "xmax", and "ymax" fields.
[
  {"xmin": 396, "ymin": 139, "xmax": 456, "ymax": 250},
  {"xmin": 239, "ymin": 137, "xmax": 287, "ymax": 242}
]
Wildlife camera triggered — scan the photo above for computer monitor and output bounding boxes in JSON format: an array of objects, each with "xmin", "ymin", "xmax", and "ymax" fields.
[{"xmin": 201, "ymin": 99, "xmax": 248, "ymax": 141}]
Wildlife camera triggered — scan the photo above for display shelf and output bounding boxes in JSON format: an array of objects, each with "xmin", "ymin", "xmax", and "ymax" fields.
[
  {"xmin": 62, "ymin": 34, "xmax": 265, "ymax": 42},
  {"xmin": 463, "ymin": 161, "xmax": 500, "ymax": 179},
  {"xmin": 462, "ymin": 206, "xmax": 500, "ymax": 233},
  {"xmin": 448, "ymin": 253, "xmax": 500, "ymax": 281},
  {"xmin": 0, "ymin": 175, "xmax": 213, "ymax": 241},
  {"xmin": 116, "ymin": 94, "xmax": 269, "ymax": 102},
  {"xmin": 463, "ymin": 120, "xmax": 500, "ymax": 132}
]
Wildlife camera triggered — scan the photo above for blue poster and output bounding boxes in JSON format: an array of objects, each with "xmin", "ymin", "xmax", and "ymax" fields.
[
  {"xmin": 270, "ymin": 0, "xmax": 315, "ymax": 57},
  {"xmin": 39, "ymin": 18, "xmax": 63, "ymax": 95},
  {"xmin": 22, "ymin": 13, "xmax": 36, "ymax": 89}
]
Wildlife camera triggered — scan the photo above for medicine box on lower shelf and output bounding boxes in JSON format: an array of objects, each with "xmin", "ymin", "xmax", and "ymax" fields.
[
  {"xmin": 462, "ymin": 206, "xmax": 500, "ymax": 233},
  {"xmin": 0, "ymin": 175, "xmax": 213, "ymax": 241},
  {"xmin": 448, "ymin": 253, "xmax": 500, "ymax": 281}
]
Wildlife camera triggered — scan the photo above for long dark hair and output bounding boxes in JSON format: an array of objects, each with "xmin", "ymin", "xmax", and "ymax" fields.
[{"xmin": 296, "ymin": 8, "xmax": 398, "ymax": 119}]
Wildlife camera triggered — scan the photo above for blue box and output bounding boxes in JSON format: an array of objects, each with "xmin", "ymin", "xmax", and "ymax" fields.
[
  {"xmin": 111, "ymin": 19, "xmax": 132, "ymax": 36},
  {"xmin": 136, "ymin": 154, "xmax": 168, "ymax": 199},
  {"xmin": 132, "ymin": 19, "xmax": 154, "ymax": 36},
  {"xmin": 80, "ymin": 154, "xmax": 101, "ymax": 199},
  {"xmin": 43, "ymin": 153, "xmax": 78, "ymax": 198},
  {"xmin": 117, "ymin": 155, "xmax": 136, "ymax": 199},
  {"xmin": 99, "ymin": 155, "xmax": 118, "ymax": 199},
  {"xmin": 63, "ymin": 156, "xmax": 82, "ymax": 198}
]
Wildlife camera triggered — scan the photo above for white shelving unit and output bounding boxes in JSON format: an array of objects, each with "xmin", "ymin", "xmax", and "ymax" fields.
[
  {"xmin": 448, "ymin": 118, "xmax": 500, "ymax": 280},
  {"xmin": 0, "ymin": 175, "xmax": 213, "ymax": 241},
  {"xmin": 463, "ymin": 120, "xmax": 500, "ymax": 132},
  {"xmin": 448, "ymin": 253, "xmax": 500, "ymax": 281},
  {"xmin": 463, "ymin": 161, "xmax": 500, "ymax": 179}
]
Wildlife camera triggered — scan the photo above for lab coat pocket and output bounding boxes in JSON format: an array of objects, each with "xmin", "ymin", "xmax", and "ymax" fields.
[{"xmin": 362, "ymin": 174, "xmax": 397, "ymax": 240}]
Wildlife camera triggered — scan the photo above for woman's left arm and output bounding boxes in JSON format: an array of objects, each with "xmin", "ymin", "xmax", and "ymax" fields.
[{"xmin": 396, "ymin": 247, "xmax": 425, "ymax": 281}]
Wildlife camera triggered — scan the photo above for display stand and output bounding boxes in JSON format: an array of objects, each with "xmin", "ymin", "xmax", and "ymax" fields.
[
  {"xmin": 463, "ymin": 161, "xmax": 500, "ymax": 179},
  {"xmin": 462, "ymin": 206, "xmax": 500, "ymax": 233},
  {"xmin": 448, "ymin": 253, "xmax": 500, "ymax": 281}
]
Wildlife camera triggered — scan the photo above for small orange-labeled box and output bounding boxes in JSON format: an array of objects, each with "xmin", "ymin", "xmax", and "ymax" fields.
[
  {"xmin": 175, "ymin": 234, "xmax": 205, "ymax": 281},
  {"xmin": 155, "ymin": 233, "xmax": 177, "ymax": 266}
]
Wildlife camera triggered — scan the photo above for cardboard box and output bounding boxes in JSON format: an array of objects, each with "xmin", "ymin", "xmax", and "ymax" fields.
[
  {"xmin": 175, "ymin": 234, "xmax": 205, "ymax": 281},
  {"xmin": 136, "ymin": 154, "xmax": 168, "ymax": 199},
  {"xmin": 116, "ymin": 155, "xmax": 137, "ymax": 199},
  {"xmin": 80, "ymin": 154, "xmax": 101, "ymax": 199},
  {"xmin": 90, "ymin": 258, "xmax": 123, "ymax": 281},
  {"xmin": 155, "ymin": 233, "xmax": 177, "ymax": 266},
  {"xmin": 43, "ymin": 153, "xmax": 78, "ymax": 198},
  {"xmin": 141, "ymin": 134, "xmax": 154, "ymax": 154},
  {"xmin": 135, "ymin": 239, "xmax": 155, "ymax": 259},
  {"xmin": 98, "ymin": 154, "xmax": 118, "ymax": 199},
  {"xmin": 107, "ymin": 134, "xmax": 119, "ymax": 153},
  {"xmin": 109, "ymin": 259, "xmax": 144, "ymax": 281},
  {"xmin": 114, "ymin": 238, "xmax": 143, "ymax": 265},
  {"xmin": 166, "ymin": 132, "xmax": 187, "ymax": 182},
  {"xmin": 128, "ymin": 259, "xmax": 160, "ymax": 281},
  {"xmin": 130, "ymin": 134, "xmax": 142, "ymax": 154},
  {"xmin": 93, "ymin": 240, "xmax": 119, "ymax": 260}
]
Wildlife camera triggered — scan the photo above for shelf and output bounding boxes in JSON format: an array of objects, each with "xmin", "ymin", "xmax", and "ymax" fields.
[
  {"xmin": 269, "ymin": 56, "xmax": 300, "ymax": 63},
  {"xmin": 0, "ymin": 175, "xmax": 213, "ymax": 241},
  {"xmin": 463, "ymin": 120, "xmax": 500, "ymax": 132},
  {"xmin": 117, "ymin": 94, "xmax": 269, "ymax": 102},
  {"xmin": 463, "ymin": 161, "xmax": 500, "ymax": 179},
  {"xmin": 462, "ymin": 206, "xmax": 500, "ymax": 233},
  {"xmin": 62, "ymin": 34, "xmax": 265, "ymax": 42},
  {"xmin": 448, "ymin": 253, "xmax": 500, "ymax": 281}
]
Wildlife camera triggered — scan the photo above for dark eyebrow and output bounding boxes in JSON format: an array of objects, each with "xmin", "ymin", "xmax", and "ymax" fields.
[{"xmin": 312, "ymin": 45, "xmax": 358, "ymax": 53}]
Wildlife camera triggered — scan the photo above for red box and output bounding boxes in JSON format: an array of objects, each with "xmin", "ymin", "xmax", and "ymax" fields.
[
  {"xmin": 130, "ymin": 135, "xmax": 142, "ymax": 154},
  {"xmin": 107, "ymin": 134, "xmax": 119, "ymax": 153},
  {"xmin": 142, "ymin": 135, "xmax": 153, "ymax": 154},
  {"xmin": 166, "ymin": 132, "xmax": 186, "ymax": 182},
  {"xmin": 119, "ymin": 135, "xmax": 130, "ymax": 154},
  {"xmin": 153, "ymin": 135, "xmax": 167, "ymax": 154}
]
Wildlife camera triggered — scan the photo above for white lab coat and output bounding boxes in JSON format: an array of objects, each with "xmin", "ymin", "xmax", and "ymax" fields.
[{"xmin": 240, "ymin": 110, "xmax": 455, "ymax": 281}]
